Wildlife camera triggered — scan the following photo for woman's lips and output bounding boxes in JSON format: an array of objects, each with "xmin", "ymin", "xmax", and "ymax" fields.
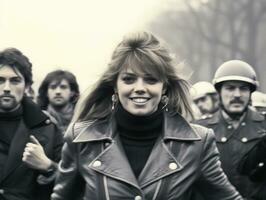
[{"xmin": 130, "ymin": 97, "xmax": 150, "ymax": 104}]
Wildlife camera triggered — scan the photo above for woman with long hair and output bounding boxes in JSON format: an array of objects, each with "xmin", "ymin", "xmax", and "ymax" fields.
[{"xmin": 52, "ymin": 31, "xmax": 242, "ymax": 200}]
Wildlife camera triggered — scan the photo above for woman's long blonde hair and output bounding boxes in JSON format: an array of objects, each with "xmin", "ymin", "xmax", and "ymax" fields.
[{"xmin": 72, "ymin": 31, "xmax": 193, "ymax": 122}]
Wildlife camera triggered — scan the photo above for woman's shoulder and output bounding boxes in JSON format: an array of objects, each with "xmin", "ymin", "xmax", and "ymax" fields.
[
  {"xmin": 64, "ymin": 120, "xmax": 98, "ymax": 141},
  {"xmin": 189, "ymin": 123, "xmax": 215, "ymax": 141}
]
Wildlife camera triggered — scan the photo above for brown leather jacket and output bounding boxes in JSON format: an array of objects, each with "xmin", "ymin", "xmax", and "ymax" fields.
[{"xmin": 52, "ymin": 113, "xmax": 242, "ymax": 200}]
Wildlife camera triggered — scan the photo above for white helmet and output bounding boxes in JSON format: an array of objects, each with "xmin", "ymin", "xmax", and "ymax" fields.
[
  {"xmin": 251, "ymin": 91, "xmax": 266, "ymax": 107},
  {"xmin": 190, "ymin": 81, "xmax": 217, "ymax": 101}
]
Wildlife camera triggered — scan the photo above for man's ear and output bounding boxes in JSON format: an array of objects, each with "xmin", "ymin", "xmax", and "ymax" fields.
[
  {"xmin": 24, "ymin": 85, "xmax": 32, "ymax": 98},
  {"xmin": 25, "ymin": 85, "xmax": 30, "ymax": 90},
  {"xmin": 24, "ymin": 85, "xmax": 30, "ymax": 94},
  {"xmin": 70, "ymin": 91, "xmax": 75, "ymax": 97}
]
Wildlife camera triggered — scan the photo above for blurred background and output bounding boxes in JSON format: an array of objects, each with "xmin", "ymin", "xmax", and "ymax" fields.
[{"xmin": 1, "ymin": 0, "xmax": 266, "ymax": 93}]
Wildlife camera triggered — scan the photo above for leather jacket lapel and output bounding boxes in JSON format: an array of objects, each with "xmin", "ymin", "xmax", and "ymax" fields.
[
  {"xmin": 138, "ymin": 138, "xmax": 183, "ymax": 187},
  {"xmin": 74, "ymin": 118, "xmax": 141, "ymax": 190},
  {"xmin": 75, "ymin": 113, "xmax": 201, "ymax": 191},
  {"xmin": 139, "ymin": 113, "xmax": 201, "ymax": 187},
  {"xmin": 88, "ymin": 133, "xmax": 140, "ymax": 190}
]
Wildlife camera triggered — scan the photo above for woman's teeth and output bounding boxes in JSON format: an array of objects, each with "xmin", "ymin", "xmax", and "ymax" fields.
[{"xmin": 131, "ymin": 98, "xmax": 149, "ymax": 103}]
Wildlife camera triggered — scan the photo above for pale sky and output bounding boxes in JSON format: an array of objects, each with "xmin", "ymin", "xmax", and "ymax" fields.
[{"xmin": 0, "ymin": 0, "xmax": 169, "ymax": 93}]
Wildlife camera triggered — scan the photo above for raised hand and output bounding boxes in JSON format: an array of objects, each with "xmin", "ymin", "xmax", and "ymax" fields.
[{"xmin": 22, "ymin": 135, "xmax": 52, "ymax": 171}]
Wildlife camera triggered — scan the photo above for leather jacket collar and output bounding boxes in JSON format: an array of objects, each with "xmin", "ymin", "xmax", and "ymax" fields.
[
  {"xmin": 72, "ymin": 112, "xmax": 201, "ymax": 190},
  {"xmin": 22, "ymin": 97, "xmax": 48, "ymax": 128},
  {"xmin": 73, "ymin": 112, "xmax": 201, "ymax": 143}
]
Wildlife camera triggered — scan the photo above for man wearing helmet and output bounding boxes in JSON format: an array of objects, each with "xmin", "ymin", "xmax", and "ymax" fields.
[
  {"xmin": 195, "ymin": 60, "xmax": 265, "ymax": 199},
  {"xmin": 191, "ymin": 81, "xmax": 219, "ymax": 119},
  {"xmin": 251, "ymin": 91, "xmax": 266, "ymax": 115}
]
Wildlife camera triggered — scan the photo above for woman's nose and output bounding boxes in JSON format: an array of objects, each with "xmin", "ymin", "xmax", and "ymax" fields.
[{"xmin": 134, "ymin": 79, "xmax": 146, "ymax": 93}]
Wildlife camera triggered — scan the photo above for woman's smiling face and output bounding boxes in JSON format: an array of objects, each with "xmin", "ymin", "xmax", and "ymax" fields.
[{"xmin": 116, "ymin": 68, "xmax": 165, "ymax": 116}]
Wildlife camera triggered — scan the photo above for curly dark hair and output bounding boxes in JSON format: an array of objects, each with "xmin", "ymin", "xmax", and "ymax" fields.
[
  {"xmin": 0, "ymin": 48, "xmax": 33, "ymax": 85},
  {"xmin": 37, "ymin": 70, "xmax": 80, "ymax": 109}
]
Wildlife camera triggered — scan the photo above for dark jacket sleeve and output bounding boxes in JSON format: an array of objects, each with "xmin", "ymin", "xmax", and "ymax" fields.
[
  {"xmin": 51, "ymin": 123, "xmax": 85, "ymax": 200},
  {"xmin": 238, "ymin": 135, "xmax": 266, "ymax": 182},
  {"xmin": 37, "ymin": 124, "xmax": 64, "ymax": 184},
  {"xmin": 30, "ymin": 121, "xmax": 64, "ymax": 200},
  {"xmin": 195, "ymin": 128, "xmax": 243, "ymax": 200}
]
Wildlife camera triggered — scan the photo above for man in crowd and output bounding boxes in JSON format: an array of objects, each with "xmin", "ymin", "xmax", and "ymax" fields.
[
  {"xmin": 251, "ymin": 91, "xmax": 266, "ymax": 114},
  {"xmin": 0, "ymin": 48, "xmax": 63, "ymax": 200},
  {"xmin": 238, "ymin": 132, "xmax": 266, "ymax": 200},
  {"xmin": 195, "ymin": 60, "xmax": 265, "ymax": 199},
  {"xmin": 37, "ymin": 70, "xmax": 79, "ymax": 134},
  {"xmin": 190, "ymin": 81, "xmax": 219, "ymax": 119}
]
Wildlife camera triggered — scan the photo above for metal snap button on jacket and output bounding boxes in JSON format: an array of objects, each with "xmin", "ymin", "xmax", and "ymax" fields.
[
  {"xmin": 169, "ymin": 162, "xmax": 177, "ymax": 170},
  {"xmin": 221, "ymin": 137, "xmax": 227, "ymax": 142},
  {"xmin": 258, "ymin": 162, "xmax": 264, "ymax": 167},
  {"xmin": 135, "ymin": 195, "xmax": 142, "ymax": 200},
  {"xmin": 92, "ymin": 160, "xmax": 102, "ymax": 167},
  {"xmin": 241, "ymin": 137, "xmax": 248, "ymax": 143}
]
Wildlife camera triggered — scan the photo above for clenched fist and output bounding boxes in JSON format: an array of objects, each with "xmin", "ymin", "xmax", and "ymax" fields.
[{"xmin": 22, "ymin": 135, "xmax": 52, "ymax": 171}]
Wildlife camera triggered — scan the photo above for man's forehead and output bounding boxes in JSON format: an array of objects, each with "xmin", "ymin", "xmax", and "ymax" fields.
[
  {"xmin": 0, "ymin": 65, "xmax": 23, "ymax": 78},
  {"xmin": 49, "ymin": 78, "xmax": 70, "ymax": 86}
]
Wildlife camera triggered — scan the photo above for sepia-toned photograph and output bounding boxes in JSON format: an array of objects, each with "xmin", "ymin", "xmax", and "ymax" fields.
[{"xmin": 0, "ymin": 0, "xmax": 266, "ymax": 199}]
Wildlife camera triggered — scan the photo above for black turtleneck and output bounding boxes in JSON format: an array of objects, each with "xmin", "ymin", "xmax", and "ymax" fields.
[
  {"xmin": 0, "ymin": 106, "xmax": 23, "ymax": 173},
  {"xmin": 115, "ymin": 104, "xmax": 163, "ymax": 178},
  {"xmin": 0, "ymin": 106, "xmax": 23, "ymax": 145}
]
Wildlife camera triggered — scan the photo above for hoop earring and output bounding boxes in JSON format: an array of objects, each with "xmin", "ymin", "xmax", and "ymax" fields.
[
  {"xmin": 161, "ymin": 95, "xmax": 169, "ymax": 112},
  {"xmin": 111, "ymin": 93, "xmax": 118, "ymax": 110}
]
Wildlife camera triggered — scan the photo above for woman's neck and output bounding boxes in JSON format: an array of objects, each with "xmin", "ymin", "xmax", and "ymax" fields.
[{"xmin": 115, "ymin": 104, "xmax": 163, "ymax": 139}]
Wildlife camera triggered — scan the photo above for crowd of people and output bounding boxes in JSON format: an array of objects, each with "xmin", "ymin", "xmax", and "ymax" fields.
[{"xmin": 0, "ymin": 31, "xmax": 265, "ymax": 200}]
